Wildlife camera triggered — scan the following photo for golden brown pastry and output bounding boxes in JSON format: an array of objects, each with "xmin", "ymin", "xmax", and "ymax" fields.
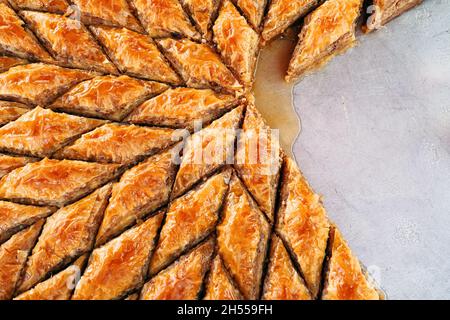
[
  {"xmin": 90, "ymin": 26, "xmax": 182, "ymax": 85},
  {"xmin": 72, "ymin": 212, "xmax": 164, "ymax": 300},
  {"xmin": 276, "ymin": 156, "xmax": 330, "ymax": 298},
  {"xmin": 0, "ymin": 153, "xmax": 36, "ymax": 179},
  {"xmin": 0, "ymin": 106, "xmax": 105, "ymax": 157},
  {"xmin": 54, "ymin": 123, "xmax": 176, "ymax": 165},
  {"xmin": 0, "ymin": 101, "xmax": 29, "ymax": 126},
  {"xmin": 126, "ymin": 88, "xmax": 238, "ymax": 131},
  {"xmin": 158, "ymin": 38, "xmax": 243, "ymax": 94},
  {"xmin": 217, "ymin": 174, "xmax": 270, "ymax": 300},
  {"xmin": 0, "ymin": 56, "xmax": 28, "ymax": 73},
  {"xmin": 0, "ymin": 63, "xmax": 96, "ymax": 106},
  {"xmin": 322, "ymin": 227, "xmax": 381, "ymax": 300},
  {"xmin": 204, "ymin": 254, "xmax": 243, "ymax": 300},
  {"xmin": 0, "ymin": 220, "xmax": 43, "ymax": 300},
  {"xmin": 235, "ymin": 104, "xmax": 281, "ymax": 221},
  {"xmin": 149, "ymin": 170, "xmax": 231, "ymax": 275},
  {"xmin": 16, "ymin": 185, "xmax": 111, "ymax": 293},
  {"xmin": 0, "ymin": 200, "xmax": 53, "ymax": 244},
  {"xmin": 262, "ymin": 0, "xmax": 320, "ymax": 44},
  {"xmin": 95, "ymin": 149, "xmax": 177, "ymax": 246},
  {"xmin": 21, "ymin": 11, "xmax": 117, "ymax": 74},
  {"xmin": 131, "ymin": 0, "xmax": 200, "ymax": 40},
  {"xmin": 0, "ymin": 158, "xmax": 119, "ymax": 207},
  {"xmin": 286, "ymin": 0, "xmax": 363, "ymax": 83},
  {"xmin": 50, "ymin": 75, "xmax": 168, "ymax": 121},
  {"xmin": 233, "ymin": 0, "xmax": 268, "ymax": 29},
  {"xmin": 8, "ymin": 0, "xmax": 69, "ymax": 13},
  {"xmin": 262, "ymin": 235, "xmax": 312, "ymax": 300},
  {"xmin": 180, "ymin": 0, "xmax": 220, "ymax": 40},
  {"xmin": 140, "ymin": 238, "xmax": 215, "ymax": 300},
  {"xmin": 213, "ymin": 1, "xmax": 260, "ymax": 87},
  {"xmin": 172, "ymin": 105, "xmax": 243, "ymax": 198}
]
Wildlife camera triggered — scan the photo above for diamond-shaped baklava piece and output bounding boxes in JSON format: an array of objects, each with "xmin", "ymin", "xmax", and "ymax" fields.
[
  {"xmin": 95, "ymin": 149, "xmax": 177, "ymax": 246},
  {"xmin": 0, "ymin": 200, "xmax": 53, "ymax": 244},
  {"xmin": 149, "ymin": 170, "xmax": 231, "ymax": 275},
  {"xmin": 70, "ymin": 0, "xmax": 144, "ymax": 32},
  {"xmin": 0, "ymin": 64, "xmax": 96, "ymax": 106},
  {"xmin": 131, "ymin": 0, "xmax": 200, "ymax": 40},
  {"xmin": 213, "ymin": 1, "xmax": 259, "ymax": 87},
  {"xmin": 90, "ymin": 26, "xmax": 182, "ymax": 85},
  {"xmin": 217, "ymin": 174, "xmax": 270, "ymax": 300},
  {"xmin": 8, "ymin": 0, "xmax": 69, "ymax": 13},
  {"xmin": 51, "ymin": 75, "xmax": 168, "ymax": 121},
  {"xmin": 0, "ymin": 107, "xmax": 105, "ymax": 157},
  {"xmin": 0, "ymin": 158, "xmax": 119, "ymax": 207},
  {"xmin": 286, "ymin": 0, "xmax": 363, "ymax": 82},
  {"xmin": 16, "ymin": 185, "xmax": 111, "ymax": 293},
  {"xmin": 72, "ymin": 212, "xmax": 164, "ymax": 300},
  {"xmin": 0, "ymin": 56, "xmax": 28, "ymax": 73},
  {"xmin": 262, "ymin": 0, "xmax": 320, "ymax": 44},
  {"xmin": 21, "ymin": 11, "xmax": 117, "ymax": 74},
  {"xmin": 276, "ymin": 157, "xmax": 330, "ymax": 298},
  {"xmin": 235, "ymin": 104, "xmax": 281, "ymax": 221},
  {"xmin": 126, "ymin": 88, "xmax": 238, "ymax": 131},
  {"xmin": 158, "ymin": 38, "xmax": 242, "ymax": 94},
  {"xmin": 204, "ymin": 254, "xmax": 243, "ymax": 300},
  {"xmin": 0, "ymin": 220, "xmax": 43, "ymax": 300},
  {"xmin": 233, "ymin": 0, "xmax": 268, "ymax": 29},
  {"xmin": 140, "ymin": 238, "xmax": 215, "ymax": 300},
  {"xmin": 172, "ymin": 105, "xmax": 243, "ymax": 198},
  {"xmin": 181, "ymin": 0, "xmax": 220, "ymax": 40},
  {"xmin": 0, "ymin": 101, "xmax": 29, "ymax": 127},
  {"xmin": 0, "ymin": 154, "xmax": 36, "ymax": 179},
  {"xmin": 322, "ymin": 227, "xmax": 381, "ymax": 300},
  {"xmin": 0, "ymin": 3, "xmax": 53, "ymax": 62},
  {"xmin": 55, "ymin": 123, "xmax": 176, "ymax": 165},
  {"xmin": 262, "ymin": 235, "xmax": 312, "ymax": 300}
]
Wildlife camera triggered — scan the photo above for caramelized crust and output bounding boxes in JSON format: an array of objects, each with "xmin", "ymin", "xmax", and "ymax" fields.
[
  {"xmin": 131, "ymin": 0, "xmax": 200, "ymax": 40},
  {"xmin": 55, "ymin": 123, "xmax": 176, "ymax": 164},
  {"xmin": 90, "ymin": 26, "xmax": 182, "ymax": 85},
  {"xmin": 140, "ymin": 239, "xmax": 215, "ymax": 300},
  {"xmin": 72, "ymin": 212, "xmax": 164, "ymax": 300},
  {"xmin": 286, "ymin": 0, "xmax": 363, "ymax": 82},
  {"xmin": 95, "ymin": 150, "xmax": 177, "ymax": 246},
  {"xmin": 149, "ymin": 170, "xmax": 231, "ymax": 275},
  {"xmin": 0, "ymin": 153, "xmax": 36, "ymax": 179},
  {"xmin": 322, "ymin": 227, "xmax": 381, "ymax": 300},
  {"xmin": 213, "ymin": 1, "xmax": 260, "ymax": 87},
  {"xmin": 17, "ymin": 185, "xmax": 111, "ymax": 293},
  {"xmin": 0, "ymin": 107, "xmax": 105, "ymax": 157},
  {"xmin": 235, "ymin": 104, "xmax": 281, "ymax": 221},
  {"xmin": 181, "ymin": 0, "xmax": 220, "ymax": 40},
  {"xmin": 0, "ymin": 200, "xmax": 53, "ymax": 244},
  {"xmin": 204, "ymin": 254, "xmax": 243, "ymax": 300},
  {"xmin": 217, "ymin": 174, "xmax": 270, "ymax": 300},
  {"xmin": 262, "ymin": 235, "xmax": 312, "ymax": 300},
  {"xmin": 8, "ymin": 0, "xmax": 69, "ymax": 13},
  {"xmin": 0, "ymin": 101, "xmax": 29, "ymax": 126},
  {"xmin": 0, "ymin": 63, "xmax": 96, "ymax": 106},
  {"xmin": 172, "ymin": 105, "xmax": 243, "ymax": 198},
  {"xmin": 21, "ymin": 11, "xmax": 117, "ymax": 74},
  {"xmin": 127, "ymin": 88, "xmax": 238, "ymax": 131},
  {"xmin": 0, "ymin": 158, "xmax": 119, "ymax": 207},
  {"xmin": 234, "ymin": 0, "xmax": 268, "ymax": 29},
  {"xmin": 276, "ymin": 157, "xmax": 330, "ymax": 298},
  {"xmin": 0, "ymin": 220, "xmax": 43, "ymax": 300},
  {"xmin": 158, "ymin": 38, "xmax": 243, "ymax": 94},
  {"xmin": 0, "ymin": 56, "xmax": 28, "ymax": 73}
]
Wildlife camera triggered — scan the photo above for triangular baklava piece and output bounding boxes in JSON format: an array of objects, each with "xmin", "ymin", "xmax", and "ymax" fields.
[
  {"xmin": 276, "ymin": 156, "xmax": 330, "ymax": 298},
  {"xmin": 95, "ymin": 149, "xmax": 177, "ymax": 246},
  {"xmin": 233, "ymin": 0, "xmax": 268, "ymax": 29},
  {"xmin": 140, "ymin": 238, "xmax": 215, "ymax": 300},
  {"xmin": 0, "ymin": 101, "xmax": 29, "ymax": 127},
  {"xmin": 204, "ymin": 254, "xmax": 243, "ymax": 300},
  {"xmin": 90, "ymin": 26, "xmax": 182, "ymax": 85},
  {"xmin": 217, "ymin": 174, "xmax": 270, "ymax": 300},
  {"xmin": 72, "ymin": 212, "xmax": 164, "ymax": 300},
  {"xmin": 0, "ymin": 63, "xmax": 96, "ymax": 106},
  {"xmin": 8, "ymin": 0, "xmax": 69, "ymax": 13},
  {"xmin": 0, "ymin": 220, "xmax": 43, "ymax": 300},
  {"xmin": 172, "ymin": 105, "xmax": 243, "ymax": 198},
  {"xmin": 0, "ymin": 153, "xmax": 36, "ymax": 179},
  {"xmin": 158, "ymin": 38, "xmax": 243, "ymax": 94},
  {"xmin": 21, "ymin": 11, "xmax": 117, "ymax": 73},
  {"xmin": 0, "ymin": 158, "xmax": 119, "ymax": 207},
  {"xmin": 180, "ymin": 0, "xmax": 220, "ymax": 40},
  {"xmin": 0, "ymin": 56, "xmax": 28, "ymax": 73},
  {"xmin": 50, "ymin": 75, "xmax": 168, "ymax": 121},
  {"xmin": 286, "ymin": 0, "xmax": 363, "ymax": 82},
  {"xmin": 262, "ymin": 235, "xmax": 312, "ymax": 300},
  {"xmin": 322, "ymin": 227, "xmax": 381, "ymax": 300},
  {"xmin": 0, "ymin": 107, "xmax": 105, "ymax": 157},
  {"xmin": 149, "ymin": 170, "xmax": 231, "ymax": 275}
]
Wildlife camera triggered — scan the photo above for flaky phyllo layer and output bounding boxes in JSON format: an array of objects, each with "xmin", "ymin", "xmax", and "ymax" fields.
[{"xmin": 0, "ymin": 0, "xmax": 421, "ymax": 300}]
